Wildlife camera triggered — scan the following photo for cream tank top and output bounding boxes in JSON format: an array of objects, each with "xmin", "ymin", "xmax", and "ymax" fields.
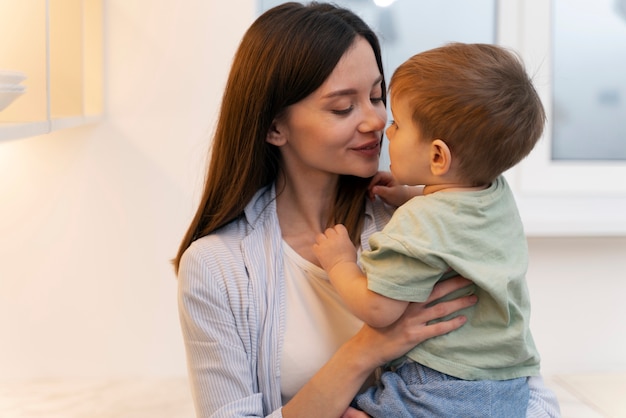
[{"xmin": 280, "ymin": 241, "xmax": 363, "ymax": 404}]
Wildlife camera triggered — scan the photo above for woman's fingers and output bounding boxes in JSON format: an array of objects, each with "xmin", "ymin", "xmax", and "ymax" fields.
[
  {"xmin": 405, "ymin": 292, "xmax": 476, "ymax": 322},
  {"xmin": 401, "ymin": 294, "xmax": 476, "ymax": 342},
  {"xmin": 413, "ymin": 313, "xmax": 469, "ymax": 341},
  {"xmin": 424, "ymin": 275, "xmax": 474, "ymax": 304}
]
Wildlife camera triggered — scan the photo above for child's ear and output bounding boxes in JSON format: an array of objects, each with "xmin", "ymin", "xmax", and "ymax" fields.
[
  {"xmin": 266, "ymin": 120, "xmax": 287, "ymax": 146},
  {"xmin": 430, "ymin": 139, "xmax": 452, "ymax": 176}
]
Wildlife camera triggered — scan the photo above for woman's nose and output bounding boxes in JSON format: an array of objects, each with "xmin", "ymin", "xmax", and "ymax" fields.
[{"xmin": 359, "ymin": 103, "xmax": 387, "ymax": 133}]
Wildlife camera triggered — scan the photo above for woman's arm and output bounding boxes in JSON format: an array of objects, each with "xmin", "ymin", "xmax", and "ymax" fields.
[
  {"xmin": 282, "ymin": 276, "xmax": 478, "ymax": 418},
  {"xmin": 178, "ymin": 245, "xmax": 268, "ymax": 417}
]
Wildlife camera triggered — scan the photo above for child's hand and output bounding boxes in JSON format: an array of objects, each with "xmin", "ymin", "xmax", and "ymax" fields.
[
  {"xmin": 369, "ymin": 171, "xmax": 424, "ymax": 207},
  {"xmin": 367, "ymin": 171, "xmax": 398, "ymax": 201},
  {"xmin": 313, "ymin": 224, "xmax": 357, "ymax": 273}
]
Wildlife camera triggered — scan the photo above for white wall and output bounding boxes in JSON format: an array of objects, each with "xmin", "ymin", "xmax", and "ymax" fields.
[
  {"xmin": 0, "ymin": 0, "xmax": 255, "ymax": 379},
  {"xmin": 527, "ymin": 237, "xmax": 626, "ymax": 375},
  {"xmin": 0, "ymin": 0, "xmax": 624, "ymax": 380}
]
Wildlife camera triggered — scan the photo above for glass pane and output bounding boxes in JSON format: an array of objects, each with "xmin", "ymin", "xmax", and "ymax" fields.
[
  {"xmin": 552, "ymin": 0, "xmax": 626, "ymax": 161},
  {"xmin": 258, "ymin": 0, "xmax": 496, "ymax": 169}
]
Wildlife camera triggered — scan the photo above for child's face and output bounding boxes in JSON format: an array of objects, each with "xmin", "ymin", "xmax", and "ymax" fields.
[{"xmin": 385, "ymin": 97, "xmax": 433, "ymax": 186}]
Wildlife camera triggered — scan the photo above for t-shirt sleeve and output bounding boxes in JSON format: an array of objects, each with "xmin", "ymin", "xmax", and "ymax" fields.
[{"xmin": 360, "ymin": 226, "xmax": 449, "ymax": 303}]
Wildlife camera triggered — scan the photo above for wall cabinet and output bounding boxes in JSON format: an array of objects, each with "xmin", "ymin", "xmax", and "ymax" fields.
[{"xmin": 0, "ymin": 0, "xmax": 103, "ymax": 141}]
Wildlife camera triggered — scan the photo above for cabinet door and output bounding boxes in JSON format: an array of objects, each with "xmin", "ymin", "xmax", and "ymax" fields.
[
  {"xmin": 0, "ymin": 1, "xmax": 48, "ymax": 125},
  {"xmin": 83, "ymin": 0, "xmax": 104, "ymax": 117},
  {"xmin": 49, "ymin": 0, "xmax": 84, "ymax": 120}
]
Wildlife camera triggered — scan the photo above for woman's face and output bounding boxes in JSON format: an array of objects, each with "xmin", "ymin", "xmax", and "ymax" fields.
[{"xmin": 269, "ymin": 37, "xmax": 387, "ymax": 182}]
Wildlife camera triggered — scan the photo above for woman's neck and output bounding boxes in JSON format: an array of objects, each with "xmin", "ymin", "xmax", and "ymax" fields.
[{"xmin": 275, "ymin": 172, "xmax": 338, "ymax": 264}]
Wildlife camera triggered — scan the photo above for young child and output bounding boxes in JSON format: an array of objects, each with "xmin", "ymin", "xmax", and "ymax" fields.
[{"xmin": 313, "ymin": 42, "xmax": 546, "ymax": 417}]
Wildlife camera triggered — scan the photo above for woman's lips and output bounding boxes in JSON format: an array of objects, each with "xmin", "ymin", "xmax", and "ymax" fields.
[{"xmin": 353, "ymin": 141, "xmax": 381, "ymax": 157}]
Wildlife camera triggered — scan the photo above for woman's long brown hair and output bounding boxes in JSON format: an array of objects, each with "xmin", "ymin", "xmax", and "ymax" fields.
[{"xmin": 173, "ymin": 2, "xmax": 386, "ymax": 273}]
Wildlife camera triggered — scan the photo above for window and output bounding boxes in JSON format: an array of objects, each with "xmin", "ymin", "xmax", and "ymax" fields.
[{"xmin": 499, "ymin": 0, "xmax": 626, "ymax": 235}]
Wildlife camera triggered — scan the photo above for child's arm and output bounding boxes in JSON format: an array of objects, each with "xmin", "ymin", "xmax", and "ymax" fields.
[
  {"xmin": 368, "ymin": 171, "xmax": 424, "ymax": 207},
  {"xmin": 313, "ymin": 224, "xmax": 409, "ymax": 328}
]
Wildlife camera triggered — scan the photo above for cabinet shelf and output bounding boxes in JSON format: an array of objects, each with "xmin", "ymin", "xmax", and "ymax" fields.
[{"xmin": 0, "ymin": 0, "xmax": 103, "ymax": 142}]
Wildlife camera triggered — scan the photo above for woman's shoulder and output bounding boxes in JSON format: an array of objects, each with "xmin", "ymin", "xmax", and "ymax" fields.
[
  {"xmin": 187, "ymin": 220, "xmax": 246, "ymax": 258},
  {"xmin": 178, "ymin": 185, "xmax": 280, "ymax": 283},
  {"xmin": 178, "ymin": 219, "xmax": 249, "ymax": 283}
]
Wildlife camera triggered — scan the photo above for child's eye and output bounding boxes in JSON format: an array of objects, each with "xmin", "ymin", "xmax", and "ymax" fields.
[
  {"xmin": 388, "ymin": 120, "xmax": 396, "ymax": 127},
  {"xmin": 370, "ymin": 97, "xmax": 384, "ymax": 104}
]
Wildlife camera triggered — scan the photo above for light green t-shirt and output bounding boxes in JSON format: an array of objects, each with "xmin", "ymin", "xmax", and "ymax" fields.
[{"xmin": 360, "ymin": 176, "xmax": 540, "ymax": 381}]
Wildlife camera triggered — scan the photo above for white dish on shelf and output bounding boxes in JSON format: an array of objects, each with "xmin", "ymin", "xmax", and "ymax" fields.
[
  {"xmin": 0, "ymin": 70, "xmax": 27, "ymax": 85},
  {"xmin": 0, "ymin": 84, "xmax": 26, "ymax": 92},
  {"xmin": 0, "ymin": 90, "xmax": 25, "ymax": 112}
]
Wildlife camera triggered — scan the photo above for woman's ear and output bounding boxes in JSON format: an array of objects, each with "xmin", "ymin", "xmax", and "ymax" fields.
[
  {"xmin": 430, "ymin": 139, "xmax": 452, "ymax": 176},
  {"xmin": 266, "ymin": 121, "xmax": 287, "ymax": 146}
]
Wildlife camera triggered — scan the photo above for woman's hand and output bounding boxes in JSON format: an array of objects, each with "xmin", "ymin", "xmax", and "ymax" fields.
[
  {"xmin": 368, "ymin": 171, "xmax": 423, "ymax": 207},
  {"xmin": 347, "ymin": 275, "xmax": 477, "ymax": 368}
]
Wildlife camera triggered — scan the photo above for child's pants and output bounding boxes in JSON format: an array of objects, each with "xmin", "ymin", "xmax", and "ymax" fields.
[{"xmin": 355, "ymin": 361, "xmax": 529, "ymax": 418}]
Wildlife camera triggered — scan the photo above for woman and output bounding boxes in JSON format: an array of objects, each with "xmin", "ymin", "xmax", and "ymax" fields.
[{"xmin": 174, "ymin": 2, "xmax": 560, "ymax": 417}]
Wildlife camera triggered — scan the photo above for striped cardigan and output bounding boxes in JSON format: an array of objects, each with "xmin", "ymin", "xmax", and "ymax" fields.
[{"xmin": 177, "ymin": 184, "xmax": 561, "ymax": 418}]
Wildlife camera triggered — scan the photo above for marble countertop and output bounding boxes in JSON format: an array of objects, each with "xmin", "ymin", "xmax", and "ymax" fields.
[
  {"xmin": 0, "ymin": 378, "xmax": 195, "ymax": 418},
  {"xmin": 1, "ymin": 374, "xmax": 624, "ymax": 417}
]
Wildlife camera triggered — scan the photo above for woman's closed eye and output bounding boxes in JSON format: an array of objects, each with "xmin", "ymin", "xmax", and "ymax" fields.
[
  {"xmin": 332, "ymin": 105, "xmax": 354, "ymax": 115},
  {"xmin": 331, "ymin": 95, "xmax": 383, "ymax": 115}
]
